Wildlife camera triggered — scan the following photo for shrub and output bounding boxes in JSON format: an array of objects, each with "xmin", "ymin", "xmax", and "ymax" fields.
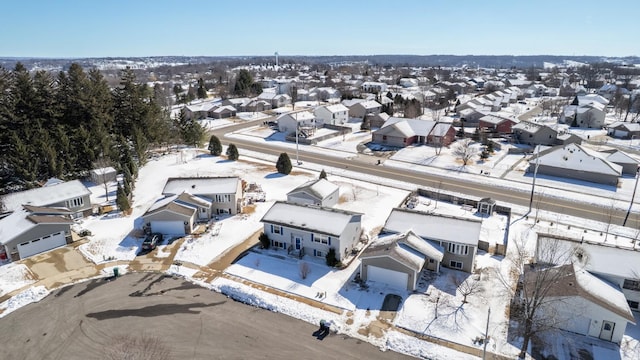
[
  {"xmin": 259, "ymin": 232, "xmax": 270, "ymax": 249},
  {"xmin": 325, "ymin": 248, "xmax": 338, "ymax": 267},
  {"xmin": 226, "ymin": 143, "xmax": 239, "ymax": 161},
  {"xmin": 208, "ymin": 135, "xmax": 222, "ymax": 156}
]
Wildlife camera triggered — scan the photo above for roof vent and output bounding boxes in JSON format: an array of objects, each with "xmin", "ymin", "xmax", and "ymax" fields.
[{"xmin": 192, "ymin": 185, "xmax": 196, "ymax": 189}]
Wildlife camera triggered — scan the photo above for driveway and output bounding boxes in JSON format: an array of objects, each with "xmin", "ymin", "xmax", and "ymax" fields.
[{"xmin": 0, "ymin": 272, "xmax": 413, "ymax": 360}]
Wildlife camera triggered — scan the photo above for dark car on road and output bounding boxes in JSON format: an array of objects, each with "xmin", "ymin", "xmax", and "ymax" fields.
[{"xmin": 142, "ymin": 233, "xmax": 162, "ymax": 251}]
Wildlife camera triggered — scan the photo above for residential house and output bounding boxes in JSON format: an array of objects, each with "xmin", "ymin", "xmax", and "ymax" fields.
[
  {"xmin": 522, "ymin": 263, "xmax": 635, "ymax": 344},
  {"xmin": 478, "ymin": 114, "xmax": 518, "ymax": 135},
  {"xmin": 607, "ymin": 122, "xmax": 640, "ymax": 140},
  {"xmin": 528, "ymin": 143, "xmax": 623, "ymax": 185},
  {"xmin": 368, "ymin": 112, "xmax": 390, "ymax": 129},
  {"xmin": 258, "ymin": 91, "xmax": 291, "ymax": 108},
  {"xmin": 277, "ymin": 111, "xmax": 317, "ymax": 133},
  {"xmin": 347, "ymin": 100, "xmax": 382, "ymax": 119},
  {"xmin": 210, "ymin": 105, "xmax": 237, "ymax": 119},
  {"xmin": 162, "ymin": 176, "xmax": 243, "ymax": 215},
  {"xmin": 359, "ymin": 230, "xmax": 444, "ymax": 291},
  {"xmin": 184, "ymin": 100, "xmax": 221, "ymax": 120},
  {"xmin": 2, "ymin": 179, "xmax": 92, "ymax": 219},
  {"xmin": 602, "ymin": 150, "xmax": 639, "ymax": 175},
  {"xmin": 142, "ymin": 192, "xmax": 211, "ymax": 235},
  {"xmin": 512, "ymin": 121, "xmax": 558, "ymax": 146},
  {"xmin": 244, "ymin": 99, "xmax": 272, "ymax": 113},
  {"xmin": 260, "ymin": 201, "xmax": 363, "ymax": 262},
  {"xmin": 562, "ymin": 101, "xmax": 606, "ymax": 128},
  {"xmin": 361, "ymin": 81, "xmax": 388, "ymax": 94},
  {"xmin": 0, "ymin": 205, "xmax": 74, "ymax": 261},
  {"xmin": 286, "ymin": 178, "xmax": 340, "ymax": 207},
  {"xmin": 314, "ymin": 104, "xmax": 349, "ymax": 126},
  {"xmin": 428, "ymin": 123, "xmax": 457, "ymax": 147},
  {"xmin": 381, "ymin": 208, "xmax": 482, "ymax": 273}
]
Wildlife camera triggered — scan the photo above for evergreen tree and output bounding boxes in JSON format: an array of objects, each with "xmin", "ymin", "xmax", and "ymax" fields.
[
  {"xmin": 325, "ymin": 248, "xmax": 338, "ymax": 267},
  {"xmin": 116, "ymin": 183, "xmax": 131, "ymax": 212},
  {"xmin": 360, "ymin": 117, "xmax": 370, "ymax": 131},
  {"xmin": 276, "ymin": 153, "xmax": 292, "ymax": 175},
  {"xmin": 226, "ymin": 143, "xmax": 239, "ymax": 161},
  {"xmin": 123, "ymin": 176, "xmax": 131, "ymax": 197},
  {"xmin": 197, "ymin": 78, "xmax": 207, "ymax": 99},
  {"xmin": 486, "ymin": 141, "xmax": 494, "ymax": 153},
  {"xmin": 175, "ymin": 108, "xmax": 204, "ymax": 147},
  {"xmin": 234, "ymin": 69, "xmax": 255, "ymax": 97},
  {"xmin": 319, "ymin": 169, "xmax": 327, "ymax": 180},
  {"xmin": 208, "ymin": 135, "xmax": 222, "ymax": 156}
]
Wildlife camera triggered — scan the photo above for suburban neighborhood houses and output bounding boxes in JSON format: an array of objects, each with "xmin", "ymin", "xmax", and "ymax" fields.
[{"xmin": 2, "ymin": 56, "xmax": 640, "ymax": 360}]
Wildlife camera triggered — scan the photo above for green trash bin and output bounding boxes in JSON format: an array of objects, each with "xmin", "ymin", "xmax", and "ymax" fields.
[{"xmin": 113, "ymin": 267, "xmax": 119, "ymax": 277}]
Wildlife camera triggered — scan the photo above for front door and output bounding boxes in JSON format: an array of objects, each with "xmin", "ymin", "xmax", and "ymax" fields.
[
  {"xmin": 599, "ymin": 320, "xmax": 615, "ymax": 341},
  {"xmin": 295, "ymin": 237, "xmax": 301, "ymax": 250}
]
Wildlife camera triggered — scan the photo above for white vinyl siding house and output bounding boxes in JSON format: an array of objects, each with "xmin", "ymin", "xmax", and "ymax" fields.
[
  {"xmin": 260, "ymin": 201, "xmax": 362, "ymax": 262},
  {"xmin": 286, "ymin": 179, "xmax": 339, "ymax": 207},
  {"xmin": 162, "ymin": 177, "xmax": 243, "ymax": 215}
]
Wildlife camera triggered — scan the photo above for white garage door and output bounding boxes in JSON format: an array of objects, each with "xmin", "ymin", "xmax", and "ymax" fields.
[
  {"xmin": 17, "ymin": 231, "xmax": 67, "ymax": 259},
  {"xmin": 150, "ymin": 221, "xmax": 185, "ymax": 235},
  {"xmin": 367, "ymin": 266, "xmax": 409, "ymax": 290}
]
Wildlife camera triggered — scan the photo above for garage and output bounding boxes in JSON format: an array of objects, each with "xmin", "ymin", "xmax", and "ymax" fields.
[
  {"xmin": 17, "ymin": 231, "xmax": 67, "ymax": 259},
  {"xmin": 614, "ymin": 130, "xmax": 628, "ymax": 138},
  {"xmin": 366, "ymin": 266, "xmax": 409, "ymax": 290},
  {"xmin": 150, "ymin": 221, "xmax": 185, "ymax": 235}
]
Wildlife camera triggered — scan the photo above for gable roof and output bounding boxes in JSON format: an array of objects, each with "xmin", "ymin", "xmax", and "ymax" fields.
[
  {"xmin": 261, "ymin": 201, "xmax": 361, "ymax": 237},
  {"xmin": 383, "ymin": 208, "xmax": 482, "ymax": 245},
  {"xmin": 531, "ymin": 143, "xmax": 623, "ymax": 176},
  {"xmin": 0, "ymin": 206, "xmax": 73, "ymax": 245},
  {"xmin": 287, "ymin": 179, "xmax": 338, "ymax": 200},
  {"xmin": 2, "ymin": 180, "xmax": 91, "ymax": 212},
  {"xmin": 604, "ymin": 150, "xmax": 639, "ymax": 165},
  {"xmin": 526, "ymin": 263, "xmax": 635, "ymax": 323},
  {"xmin": 144, "ymin": 194, "xmax": 198, "ymax": 218},
  {"xmin": 163, "ymin": 177, "xmax": 239, "ymax": 196}
]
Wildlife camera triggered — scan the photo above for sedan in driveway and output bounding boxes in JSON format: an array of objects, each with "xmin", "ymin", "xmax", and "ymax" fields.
[{"xmin": 141, "ymin": 233, "xmax": 162, "ymax": 251}]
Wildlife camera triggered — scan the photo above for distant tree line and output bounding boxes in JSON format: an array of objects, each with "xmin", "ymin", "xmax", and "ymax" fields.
[{"xmin": 0, "ymin": 63, "xmax": 200, "ymax": 193}]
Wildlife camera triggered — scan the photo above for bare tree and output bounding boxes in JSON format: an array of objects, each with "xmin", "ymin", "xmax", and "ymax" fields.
[
  {"xmin": 452, "ymin": 138, "xmax": 478, "ymax": 166},
  {"xmin": 494, "ymin": 234, "xmax": 587, "ymax": 359},
  {"xmin": 299, "ymin": 261, "xmax": 311, "ymax": 280},
  {"xmin": 93, "ymin": 157, "xmax": 114, "ymax": 202},
  {"xmin": 452, "ymin": 274, "xmax": 483, "ymax": 304}
]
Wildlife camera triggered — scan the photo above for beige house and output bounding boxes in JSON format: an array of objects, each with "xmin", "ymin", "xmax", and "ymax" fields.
[
  {"xmin": 142, "ymin": 192, "xmax": 211, "ymax": 235},
  {"xmin": 286, "ymin": 179, "xmax": 339, "ymax": 207},
  {"xmin": 162, "ymin": 177, "xmax": 243, "ymax": 215},
  {"xmin": 359, "ymin": 230, "xmax": 444, "ymax": 291}
]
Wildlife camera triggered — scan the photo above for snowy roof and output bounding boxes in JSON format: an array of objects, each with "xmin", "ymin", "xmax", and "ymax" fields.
[
  {"xmin": 383, "ymin": 208, "xmax": 482, "ymax": 246},
  {"xmin": 361, "ymin": 232, "xmax": 438, "ymax": 272},
  {"xmin": 162, "ymin": 177, "xmax": 239, "ymax": 196},
  {"xmin": 261, "ymin": 201, "xmax": 361, "ymax": 237},
  {"xmin": 356, "ymin": 100, "xmax": 381, "ymax": 109},
  {"xmin": 479, "ymin": 114, "xmax": 515, "ymax": 125},
  {"xmin": 526, "ymin": 263, "xmax": 635, "ymax": 323},
  {"xmin": 89, "ymin": 167, "xmax": 116, "ymax": 176},
  {"xmin": 323, "ymin": 104, "xmax": 349, "ymax": 113},
  {"xmin": 287, "ymin": 179, "xmax": 338, "ymax": 200},
  {"xmin": 608, "ymin": 121, "xmax": 640, "ymax": 132},
  {"xmin": 2, "ymin": 180, "xmax": 91, "ymax": 211},
  {"xmin": 604, "ymin": 150, "xmax": 639, "ymax": 165},
  {"xmin": 382, "ymin": 118, "xmax": 436, "ymax": 136},
  {"xmin": 212, "ymin": 105, "xmax": 237, "ymax": 114},
  {"xmin": 531, "ymin": 143, "xmax": 622, "ymax": 176},
  {"xmin": 0, "ymin": 207, "xmax": 73, "ymax": 245},
  {"xmin": 578, "ymin": 94, "xmax": 609, "ymax": 106},
  {"xmin": 536, "ymin": 234, "xmax": 640, "ymax": 280}
]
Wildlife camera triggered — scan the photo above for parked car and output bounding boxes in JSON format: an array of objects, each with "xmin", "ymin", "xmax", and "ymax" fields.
[{"xmin": 142, "ymin": 233, "xmax": 162, "ymax": 251}]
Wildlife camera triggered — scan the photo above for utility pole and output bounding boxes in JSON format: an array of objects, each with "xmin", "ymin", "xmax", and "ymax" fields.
[
  {"xmin": 482, "ymin": 307, "xmax": 491, "ymax": 360},
  {"xmin": 624, "ymin": 168, "xmax": 640, "ymax": 226},
  {"xmin": 528, "ymin": 145, "xmax": 540, "ymax": 214},
  {"xmin": 295, "ymin": 111, "xmax": 300, "ymax": 165}
]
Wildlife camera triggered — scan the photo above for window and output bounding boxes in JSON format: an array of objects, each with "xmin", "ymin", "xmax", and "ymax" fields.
[
  {"xmin": 66, "ymin": 197, "xmax": 84, "ymax": 208},
  {"xmin": 273, "ymin": 226, "xmax": 281, "ymax": 234},
  {"xmin": 623, "ymin": 279, "xmax": 640, "ymax": 291},
  {"xmin": 450, "ymin": 260, "xmax": 463, "ymax": 269},
  {"xmin": 628, "ymin": 300, "xmax": 639, "ymax": 310},
  {"xmin": 316, "ymin": 251, "xmax": 323, "ymax": 257},
  {"xmin": 272, "ymin": 240, "xmax": 285, "ymax": 249},
  {"xmin": 447, "ymin": 243, "xmax": 469, "ymax": 255},
  {"xmin": 314, "ymin": 235, "xmax": 328, "ymax": 244}
]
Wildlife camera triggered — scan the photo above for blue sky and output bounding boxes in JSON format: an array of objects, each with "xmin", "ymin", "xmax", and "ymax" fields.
[{"xmin": 2, "ymin": 0, "xmax": 638, "ymax": 58}]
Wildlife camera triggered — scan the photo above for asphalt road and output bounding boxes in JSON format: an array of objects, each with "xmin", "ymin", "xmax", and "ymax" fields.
[
  {"xmin": 211, "ymin": 120, "xmax": 639, "ymax": 227},
  {"xmin": 0, "ymin": 273, "xmax": 413, "ymax": 360}
]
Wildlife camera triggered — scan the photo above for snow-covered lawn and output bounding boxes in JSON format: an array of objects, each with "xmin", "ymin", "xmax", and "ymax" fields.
[{"xmin": 0, "ymin": 263, "xmax": 36, "ymax": 296}]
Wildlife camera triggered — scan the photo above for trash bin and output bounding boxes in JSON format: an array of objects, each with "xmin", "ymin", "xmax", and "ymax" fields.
[{"xmin": 113, "ymin": 267, "xmax": 119, "ymax": 277}]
